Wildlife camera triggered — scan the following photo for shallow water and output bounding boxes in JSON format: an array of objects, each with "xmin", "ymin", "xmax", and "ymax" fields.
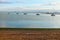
[{"xmin": 0, "ymin": 13, "xmax": 60, "ymax": 28}]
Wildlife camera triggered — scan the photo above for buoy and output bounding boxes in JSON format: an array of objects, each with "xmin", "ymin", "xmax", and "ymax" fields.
[
  {"xmin": 24, "ymin": 13, "xmax": 27, "ymax": 15},
  {"xmin": 16, "ymin": 13, "xmax": 19, "ymax": 15},
  {"xmin": 36, "ymin": 13, "xmax": 40, "ymax": 15}
]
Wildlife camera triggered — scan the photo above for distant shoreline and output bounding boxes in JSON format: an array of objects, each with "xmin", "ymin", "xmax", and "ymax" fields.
[{"xmin": 0, "ymin": 28, "xmax": 60, "ymax": 30}]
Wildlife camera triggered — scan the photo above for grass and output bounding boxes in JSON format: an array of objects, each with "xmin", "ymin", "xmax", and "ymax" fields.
[{"xmin": 0, "ymin": 28, "xmax": 60, "ymax": 30}]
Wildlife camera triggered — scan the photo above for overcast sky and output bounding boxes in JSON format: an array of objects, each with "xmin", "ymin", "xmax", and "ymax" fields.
[{"xmin": 0, "ymin": 0, "xmax": 60, "ymax": 11}]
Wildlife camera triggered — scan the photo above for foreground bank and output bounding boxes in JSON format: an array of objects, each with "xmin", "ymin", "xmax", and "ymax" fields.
[{"xmin": 0, "ymin": 28, "xmax": 60, "ymax": 40}]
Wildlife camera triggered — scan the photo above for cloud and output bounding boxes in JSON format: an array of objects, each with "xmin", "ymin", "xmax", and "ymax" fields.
[
  {"xmin": 0, "ymin": 2, "xmax": 12, "ymax": 4},
  {"xmin": 24, "ymin": 2, "xmax": 60, "ymax": 10},
  {"xmin": 0, "ymin": 0, "xmax": 25, "ymax": 4},
  {"xmin": 0, "ymin": 0, "xmax": 13, "ymax": 4},
  {"xmin": 0, "ymin": 0, "xmax": 60, "ymax": 10}
]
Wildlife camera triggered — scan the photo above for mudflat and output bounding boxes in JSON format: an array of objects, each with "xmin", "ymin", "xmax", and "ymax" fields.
[{"xmin": 0, "ymin": 28, "xmax": 60, "ymax": 40}]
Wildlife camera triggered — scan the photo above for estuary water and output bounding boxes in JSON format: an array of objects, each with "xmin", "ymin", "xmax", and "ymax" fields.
[{"xmin": 0, "ymin": 13, "xmax": 60, "ymax": 28}]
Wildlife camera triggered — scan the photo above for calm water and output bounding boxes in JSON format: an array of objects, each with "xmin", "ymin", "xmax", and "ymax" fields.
[{"xmin": 0, "ymin": 13, "xmax": 60, "ymax": 28}]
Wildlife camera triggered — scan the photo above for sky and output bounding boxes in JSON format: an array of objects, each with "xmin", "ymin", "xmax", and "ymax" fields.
[{"xmin": 0, "ymin": 0, "xmax": 60, "ymax": 11}]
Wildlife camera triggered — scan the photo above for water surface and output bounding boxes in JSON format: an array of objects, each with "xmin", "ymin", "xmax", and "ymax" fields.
[{"xmin": 0, "ymin": 13, "xmax": 60, "ymax": 28}]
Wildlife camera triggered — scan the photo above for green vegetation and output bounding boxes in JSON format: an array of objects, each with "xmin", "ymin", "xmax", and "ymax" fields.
[{"xmin": 0, "ymin": 28, "xmax": 60, "ymax": 30}]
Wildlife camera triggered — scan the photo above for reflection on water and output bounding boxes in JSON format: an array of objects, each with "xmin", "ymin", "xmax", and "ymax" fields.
[{"xmin": 0, "ymin": 13, "xmax": 60, "ymax": 28}]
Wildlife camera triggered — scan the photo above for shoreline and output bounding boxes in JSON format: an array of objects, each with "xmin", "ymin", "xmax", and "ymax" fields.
[{"xmin": 0, "ymin": 28, "xmax": 60, "ymax": 30}]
